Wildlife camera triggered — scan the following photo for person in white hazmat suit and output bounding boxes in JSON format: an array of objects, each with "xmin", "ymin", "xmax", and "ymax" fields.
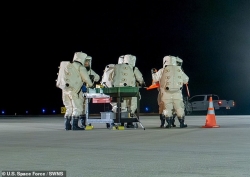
[
  {"xmin": 167, "ymin": 57, "xmax": 185, "ymax": 126},
  {"xmin": 152, "ymin": 56, "xmax": 189, "ymax": 128},
  {"xmin": 80, "ymin": 55, "xmax": 100, "ymax": 128},
  {"xmin": 151, "ymin": 68, "xmax": 170, "ymax": 128},
  {"xmin": 100, "ymin": 55, "xmax": 124, "ymax": 88},
  {"xmin": 111, "ymin": 54, "xmax": 145, "ymax": 128},
  {"xmin": 56, "ymin": 52, "xmax": 94, "ymax": 130},
  {"xmin": 152, "ymin": 57, "xmax": 184, "ymax": 128},
  {"xmin": 100, "ymin": 55, "xmax": 125, "ymax": 112},
  {"xmin": 99, "ymin": 56, "xmax": 124, "ymax": 128},
  {"xmin": 101, "ymin": 64, "xmax": 115, "ymax": 88}
]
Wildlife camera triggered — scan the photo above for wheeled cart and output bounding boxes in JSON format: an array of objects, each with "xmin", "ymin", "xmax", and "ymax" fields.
[
  {"xmin": 102, "ymin": 87, "xmax": 145, "ymax": 130},
  {"xmin": 84, "ymin": 88, "xmax": 114, "ymax": 129}
]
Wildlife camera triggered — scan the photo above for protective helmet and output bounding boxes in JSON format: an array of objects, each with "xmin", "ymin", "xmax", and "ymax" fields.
[
  {"xmin": 118, "ymin": 55, "xmax": 124, "ymax": 64},
  {"xmin": 73, "ymin": 52, "xmax": 88, "ymax": 65},
  {"xmin": 163, "ymin": 55, "xmax": 177, "ymax": 67},
  {"xmin": 85, "ymin": 56, "xmax": 92, "ymax": 67},
  {"xmin": 123, "ymin": 54, "xmax": 136, "ymax": 67},
  {"xmin": 176, "ymin": 57, "xmax": 183, "ymax": 66}
]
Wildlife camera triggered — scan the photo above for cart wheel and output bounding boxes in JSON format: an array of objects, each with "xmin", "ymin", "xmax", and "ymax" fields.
[{"xmin": 88, "ymin": 123, "xmax": 92, "ymax": 126}]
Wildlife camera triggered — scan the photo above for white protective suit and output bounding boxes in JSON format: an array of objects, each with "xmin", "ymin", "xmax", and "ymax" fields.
[
  {"xmin": 101, "ymin": 55, "xmax": 124, "ymax": 87},
  {"xmin": 56, "ymin": 52, "xmax": 93, "ymax": 130},
  {"xmin": 101, "ymin": 56, "xmax": 125, "ymax": 112},
  {"xmin": 101, "ymin": 64, "xmax": 115, "ymax": 88},
  {"xmin": 151, "ymin": 68, "xmax": 165, "ymax": 127},
  {"xmin": 80, "ymin": 56, "xmax": 101, "ymax": 127},
  {"xmin": 152, "ymin": 57, "xmax": 185, "ymax": 128},
  {"xmin": 110, "ymin": 54, "xmax": 144, "ymax": 114},
  {"xmin": 118, "ymin": 55, "xmax": 124, "ymax": 64},
  {"xmin": 152, "ymin": 56, "xmax": 189, "ymax": 128}
]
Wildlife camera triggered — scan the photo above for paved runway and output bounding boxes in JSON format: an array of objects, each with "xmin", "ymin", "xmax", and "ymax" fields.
[{"xmin": 0, "ymin": 115, "xmax": 250, "ymax": 177}]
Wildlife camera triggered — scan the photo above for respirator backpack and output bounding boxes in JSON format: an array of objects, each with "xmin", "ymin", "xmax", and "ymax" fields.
[
  {"xmin": 56, "ymin": 61, "xmax": 82, "ymax": 92},
  {"xmin": 159, "ymin": 65, "xmax": 184, "ymax": 92},
  {"xmin": 101, "ymin": 64, "xmax": 115, "ymax": 88},
  {"xmin": 112, "ymin": 63, "xmax": 135, "ymax": 87}
]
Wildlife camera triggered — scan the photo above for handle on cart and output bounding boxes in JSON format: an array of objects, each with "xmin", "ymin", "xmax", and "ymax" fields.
[{"xmin": 102, "ymin": 82, "xmax": 109, "ymax": 88}]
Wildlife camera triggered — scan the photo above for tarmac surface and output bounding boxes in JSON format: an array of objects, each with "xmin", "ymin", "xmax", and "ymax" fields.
[{"xmin": 0, "ymin": 115, "xmax": 250, "ymax": 177}]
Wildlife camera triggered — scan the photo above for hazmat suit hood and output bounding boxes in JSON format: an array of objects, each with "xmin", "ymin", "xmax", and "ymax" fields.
[
  {"xmin": 73, "ymin": 52, "xmax": 88, "ymax": 65},
  {"xmin": 118, "ymin": 55, "xmax": 125, "ymax": 64},
  {"xmin": 176, "ymin": 57, "xmax": 183, "ymax": 66},
  {"xmin": 123, "ymin": 54, "xmax": 136, "ymax": 67},
  {"xmin": 163, "ymin": 56, "xmax": 177, "ymax": 67}
]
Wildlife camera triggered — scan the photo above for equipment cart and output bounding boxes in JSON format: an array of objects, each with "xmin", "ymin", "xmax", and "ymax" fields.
[
  {"xmin": 84, "ymin": 88, "xmax": 114, "ymax": 129},
  {"xmin": 102, "ymin": 87, "xmax": 145, "ymax": 130}
]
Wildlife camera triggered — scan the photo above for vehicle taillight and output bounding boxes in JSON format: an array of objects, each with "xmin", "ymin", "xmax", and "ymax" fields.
[
  {"xmin": 233, "ymin": 101, "xmax": 235, "ymax": 106},
  {"xmin": 218, "ymin": 101, "xmax": 222, "ymax": 106}
]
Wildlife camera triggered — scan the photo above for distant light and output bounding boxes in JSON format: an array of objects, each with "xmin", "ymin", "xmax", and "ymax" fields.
[
  {"xmin": 42, "ymin": 109, "xmax": 45, "ymax": 113},
  {"xmin": 145, "ymin": 107, "xmax": 149, "ymax": 112},
  {"xmin": 53, "ymin": 110, "xmax": 56, "ymax": 113},
  {"xmin": 2, "ymin": 110, "xmax": 4, "ymax": 114},
  {"xmin": 26, "ymin": 111, "xmax": 28, "ymax": 114}
]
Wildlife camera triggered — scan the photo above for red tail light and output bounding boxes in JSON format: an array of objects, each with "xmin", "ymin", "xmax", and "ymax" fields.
[{"xmin": 218, "ymin": 101, "xmax": 222, "ymax": 106}]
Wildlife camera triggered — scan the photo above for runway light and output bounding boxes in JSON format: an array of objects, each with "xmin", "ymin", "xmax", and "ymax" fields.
[
  {"xmin": 53, "ymin": 110, "xmax": 56, "ymax": 113},
  {"xmin": 42, "ymin": 109, "xmax": 45, "ymax": 113},
  {"xmin": 1, "ymin": 110, "xmax": 4, "ymax": 114}
]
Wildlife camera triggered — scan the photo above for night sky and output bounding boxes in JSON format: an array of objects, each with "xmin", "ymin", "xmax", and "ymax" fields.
[{"xmin": 1, "ymin": 0, "xmax": 250, "ymax": 115}]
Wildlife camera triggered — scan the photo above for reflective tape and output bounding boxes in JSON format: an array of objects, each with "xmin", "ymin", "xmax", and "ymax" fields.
[
  {"xmin": 209, "ymin": 102, "xmax": 213, "ymax": 107},
  {"xmin": 207, "ymin": 110, "xmax": 215, "ymax": 114}
]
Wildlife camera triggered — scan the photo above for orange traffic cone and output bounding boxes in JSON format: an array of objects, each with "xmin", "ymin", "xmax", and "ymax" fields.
[{"xmin": 202, "ymin": 96, "xmax": 220, "ymax": 128}]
